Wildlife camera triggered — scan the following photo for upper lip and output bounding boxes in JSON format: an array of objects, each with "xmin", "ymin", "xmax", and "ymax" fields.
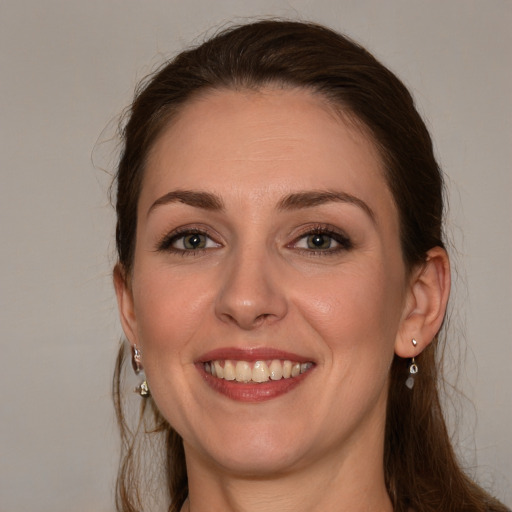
[{"xmin": 196, "ymin": 346, "xmax": 314, "ymax": 364}]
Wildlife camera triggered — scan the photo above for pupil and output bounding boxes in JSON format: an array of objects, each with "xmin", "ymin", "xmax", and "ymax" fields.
[
  {"xmin": 185, "ymin": 234, "xmax": 203, "ymax": 249},
  {"xmin": 309, "ymin": 234, "xmax": 330, "ymax": 249}
]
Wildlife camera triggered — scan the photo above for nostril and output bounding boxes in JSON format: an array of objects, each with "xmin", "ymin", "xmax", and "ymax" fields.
[
  {"xmin": 253, "ymin": 313, "xmax": 271, "ymax": 326},
  {"xmin": 221, "ymin": 311, "xmax": 272, "ymax": 329}
]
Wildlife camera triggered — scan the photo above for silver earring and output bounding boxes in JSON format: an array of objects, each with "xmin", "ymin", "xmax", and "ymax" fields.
[
  {"xmin": 136, "ymin": 379, "xmax": 150, "ymax": 397},
  {"xmin": 412, "ymin": 338, "xmax": 418, "ymax": 347},
  {"xmin": 131, "ymin": 345, "xmax": 142, "ymax": 374},
  {"xmin": 405, "ymin": 357, "xmax": 418, "ymax": 389},
  {"xmin": 131, "ymin": 345, "xmax": 150, "ymax": 397}
]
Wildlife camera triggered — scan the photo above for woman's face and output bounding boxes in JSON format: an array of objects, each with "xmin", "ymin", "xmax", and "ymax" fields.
[{"xmin": 118, "ymin": 87, "xmax": 412, "ymax": 476}]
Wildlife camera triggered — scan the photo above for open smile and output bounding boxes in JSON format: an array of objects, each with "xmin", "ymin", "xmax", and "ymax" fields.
[
  {"xmin": 197, "ymin": 348, "xmax": 316, "ymax": 402},
  {"xmin": 204, "ymin": 359, "xmax": 314, "ymax": 382}
]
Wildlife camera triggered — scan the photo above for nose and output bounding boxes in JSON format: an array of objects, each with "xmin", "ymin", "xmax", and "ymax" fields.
[{"xmin": 214, "ymin": 247, "xmax": 288, "ymax": 330}]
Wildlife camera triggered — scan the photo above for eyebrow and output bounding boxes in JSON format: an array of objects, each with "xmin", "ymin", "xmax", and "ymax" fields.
[
  {"xmin": 147, "ymin": 188, "xmax": 375, "ymax": 222},
  {"xmin": 277, "ymin": 190, "xmax": 375, "ymax": 222},
  {"xmin": 147, "ymin": 190, "xmax": 225, "ymax": 217}
]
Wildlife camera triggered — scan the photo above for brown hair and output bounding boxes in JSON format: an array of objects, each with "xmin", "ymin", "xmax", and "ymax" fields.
[{"xmin": 113, "ymin": 20, "xmax": 508, "ymax": 512}]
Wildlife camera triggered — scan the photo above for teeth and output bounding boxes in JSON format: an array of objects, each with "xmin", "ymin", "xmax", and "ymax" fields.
[
  {"xmin": 235, "ymin": 361, "xmax": 252, "ymax": 382},
  {"xmin": 283, "ymin": 360, "xmax": 292, "ymax": 378},
  {"xmin": 213, "ymin": 361, "xmax": 224, "ymax": 379},
  {"xmin": 269, "ymin": 360, "xmax": 283, "ymax": 380},
  {"xmin": 223, "ymin": 360, "xmax": 236, "ymax": 381},
  {"xmin": 204, "ymin": 359, "xmax": 313, "ymax": 383},
  {"xmin": 301, "ymin": 362, "xmax": 313, "ymax": 373},
  {"xmin": 252, "ymin": 361, "xmax": 270, "ymax": 383}
]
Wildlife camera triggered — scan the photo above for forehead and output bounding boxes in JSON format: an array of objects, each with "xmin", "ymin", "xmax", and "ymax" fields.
[{"xmin": 141, "ymin": 87, "xmax": 395, "ymax": 221}]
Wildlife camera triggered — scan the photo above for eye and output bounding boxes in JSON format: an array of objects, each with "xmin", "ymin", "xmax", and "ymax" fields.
[
  {"xmin": 157, "ymin": 229, "xmax": 221, "ymax": 254},
  {"xmin": 173, "ymin": 233, "xmax": 210, "ymax": 250},
  {"xmin": 300, "ymin": 233, "xmax": 337, "ymax": 250},
  {"xmin": 291, "ymin": 227, "xmax": 352, "ymax": 254}
]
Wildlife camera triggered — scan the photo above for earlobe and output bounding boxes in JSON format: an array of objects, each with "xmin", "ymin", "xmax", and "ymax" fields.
[
  {"xmin": 395, "ymin": 246, "xmax": 451, "ymax": 358},
  {"xmin": 113, "ymin": 264, "xmax": 139, "ymax": 345}
]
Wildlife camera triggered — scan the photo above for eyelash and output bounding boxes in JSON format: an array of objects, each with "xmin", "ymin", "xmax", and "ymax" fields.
[
  {"xmin": 156, "ymin": 227, "xmax": 220, "ymax": 256},
  {"xmin": 156, "ymin": 224, "xmax": 353, "ymax": 257},
  {"xmin": 289, "ymin": 225, "xmax": 353, "ymax": 256}
]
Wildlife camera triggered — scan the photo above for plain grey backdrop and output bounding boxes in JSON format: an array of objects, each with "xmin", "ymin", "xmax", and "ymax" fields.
[{"xmin": 0, "ymin": 1, "xmax": 510, "ymax": 511}]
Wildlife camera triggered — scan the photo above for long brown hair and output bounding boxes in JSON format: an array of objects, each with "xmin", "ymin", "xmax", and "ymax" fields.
[{"xmin": 112, "ymin": 20, "xmax": 508, "ymax": 512}]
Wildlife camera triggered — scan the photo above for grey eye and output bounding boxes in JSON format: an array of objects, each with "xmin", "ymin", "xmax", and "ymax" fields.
[
  {"xmin": 295, "ymin": 233, "xmax": 340, "ymax": 251},
  {"xmin": 172, "ymin": 233, "xmax": 218, "ymax": 250},
  {"xmin": 306, "ymin": 233, "xmax": 333, "ymax": 250},
  {"xmin": 182, "ymin": 233, "xmax": 206, "ymax": 250}
]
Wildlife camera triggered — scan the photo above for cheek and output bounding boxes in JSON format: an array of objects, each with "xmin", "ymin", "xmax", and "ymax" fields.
[
  {"xmin": 130, "ymin": 267, "xmax": 215, "ymax": 423},
  {"xmin": 132, "ymin": 266, "xmax": 213, "ymax": 358},
  {"xmin": 294, "ymin": 263, "xmax": 404, "ymax": 359}
]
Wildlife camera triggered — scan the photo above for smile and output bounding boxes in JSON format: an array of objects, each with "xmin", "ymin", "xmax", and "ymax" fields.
[{"xmin": 204, "ymin": 359, "xmax": 314, "ymax": 383}]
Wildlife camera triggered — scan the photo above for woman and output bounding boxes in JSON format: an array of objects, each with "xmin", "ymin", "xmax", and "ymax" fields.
[{"xmin": 112, "ymin": 20, "xmax": 508, "ymax": 512}]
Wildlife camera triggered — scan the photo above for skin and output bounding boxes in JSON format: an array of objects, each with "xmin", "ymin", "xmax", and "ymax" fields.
[{"xmin": 115, "ymin": 87, "xmax": 450, "ymax": 512}]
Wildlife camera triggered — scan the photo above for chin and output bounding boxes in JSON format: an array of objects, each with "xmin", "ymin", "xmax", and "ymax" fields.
[
  {"xmin": 186, "ymin": 423, "xmax": 310, "ymax": 477},
  {"xmin": 207, "ymin": 448, "xmax": 304, "ymax": 478}
]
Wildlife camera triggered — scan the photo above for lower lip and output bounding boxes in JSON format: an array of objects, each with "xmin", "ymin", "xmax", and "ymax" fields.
[{"xmin": 196, "ymin": 364, "xmax": 312, "ymax": 402}]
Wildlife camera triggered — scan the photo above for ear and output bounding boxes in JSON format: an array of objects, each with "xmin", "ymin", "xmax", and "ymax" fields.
[
  {"xmin": 395, "ymin": 246, "xmax": 451, "ymax": 358},
  {"xmin": 113, "ymin": 264, "xmax": 139, "ymax": 346}
]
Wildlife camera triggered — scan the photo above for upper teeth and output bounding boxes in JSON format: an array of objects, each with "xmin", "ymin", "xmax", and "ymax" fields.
[{"xmin": 204, "ymin": 359, "xmax": 313, "ymax": 383}]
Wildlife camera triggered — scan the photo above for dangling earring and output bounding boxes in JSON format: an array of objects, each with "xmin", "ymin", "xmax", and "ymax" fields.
[
  {"xmin": 131, "ymin": 345, "xmax": 142, "ymax": 374},
  {"xmin": 136, "ymin": 379, "xmax": 150, "ymax": 397},
  {"xmin": 405, "ymin": 357, "xmax": 418, "ymax": 389},
  {"xmin": 131, "ymin": 345, "xmax": 150, "ymax": 397}
]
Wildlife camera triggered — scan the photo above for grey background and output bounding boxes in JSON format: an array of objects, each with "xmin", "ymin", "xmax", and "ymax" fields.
[{"xmin": 0, "ymin": 1, "xmax": 510, "ymax": 510}]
